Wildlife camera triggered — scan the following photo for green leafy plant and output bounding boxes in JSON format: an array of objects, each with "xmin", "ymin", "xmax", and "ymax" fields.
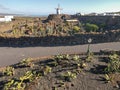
[
  {"xmin": 4, "ymin": 79, "xmax": 15, "ymax": 90},
  {"xmin": 105, "ymin": 54, "xmax": 120, "ymax": 73},
  {"xmin": 54, "ymin": 54, "xmax": 64, "ymax": 61},
  {"xmin": 73, "ymin": 26, "xmax": 80, "ymax": 33},
  {"xmin": 4, "ymin": 78, "xmax": 26, "ymax": 90},
  {"xmin": 4, "ymin": 70, "xmax": 42, "ymax": 90},
  {"xmin": 43, "ymin": 66, "xmax": 52, "ymax": 75},
  {"xmin": 86, "ymin": 53, "xmax": 94, "ymax": 62},
  {"xmin": 103, "ymin": 74, "xmax": 114, "ymax": 83},
  {"xmin": 18, "ymin": 58, "xmax": 34, "ymax": 68},
  {"xmin": 80, "ymin": 62, "xmax": 87, "ymax": 68},
  {"xmin": 62, "ymin": 71, "xmax": 77, "ymax": 82},
  {"xmin": 109, "ymin": 53, "xmax": 119, "ymax": 60},
  {"xmin": 54, "ymin": 54, "xmax": 70, "ymax": 65},
  {"xmin": 64, "ymin": 54, "xmax": 70, "ymax": 60},
  {"xmin": 73, "ymin": 55, "xmax": 80, "ymax": 61},
  {"xmin": 3, "ymin": 66, "xmax": 15, "ymax": 76},
  {"xmin": 76, "ymin": 62, "xmax": 87, "ymax": 69},
  {"xmin": 85, "ymin": 23, "xmax": 99, "ymax": 32},
  {"xmin": 20, "ymin": 71, "xmax": 34, "ymax": 82}
]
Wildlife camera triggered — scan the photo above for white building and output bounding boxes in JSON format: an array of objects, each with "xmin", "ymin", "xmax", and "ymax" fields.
[
  {"xmin": 105, "ymin": 13, "xmax": 120, "ymax": 16},
  {"xmin": 98, "ymin": 12, "xmax": 120, "ymax": 16},
  {"xmin": 0, "ymin": 16, "xmax": 14, "ymax": 22},
  {"xmin": 55, "ymin": 4, "xmax": 62, "ymax": 15}
]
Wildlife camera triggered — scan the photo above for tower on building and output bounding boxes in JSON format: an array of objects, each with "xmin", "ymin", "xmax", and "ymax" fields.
[{"xmin": 55, "ymin": 4, "xmax": 62, "ymax": 15}]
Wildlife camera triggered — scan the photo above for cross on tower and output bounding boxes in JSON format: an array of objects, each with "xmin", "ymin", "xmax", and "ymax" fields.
[{"xmin": 55, "ymin": 4, "xmax": 63, "ymax": 15}]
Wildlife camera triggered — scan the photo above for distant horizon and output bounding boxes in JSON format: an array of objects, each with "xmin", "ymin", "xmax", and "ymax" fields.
[
  {"xmin": 1, "ymin": 11, "xmax": 120, "ymax": 15},
  {"xmin": 1, "ymin": 11, "xmax": 120, "ymax": 17},
  {"xmin": 0, "ymin": 0, "xmax": 120, "ymax": 15}
]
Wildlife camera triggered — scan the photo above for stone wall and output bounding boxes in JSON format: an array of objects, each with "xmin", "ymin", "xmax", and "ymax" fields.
[
  {"xmin": 73, "ymin": 16, "xmax": 120, "ymax": 30},
  {"xmin": 0, "ymin": 30, "xmax": 120, "ymax": 47}
]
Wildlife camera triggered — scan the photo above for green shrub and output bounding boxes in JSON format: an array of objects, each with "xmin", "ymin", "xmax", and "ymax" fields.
[
  {"xmin": 105, "ymin": 54, "xmax": 120, "ymax": 73},
  {"xmin": 85, "ymin": 23, "xmax": 99, "ymax": 32},
  {"xmin": 73, "ymin": 26, "xmax": 80, "ymax": 32}
]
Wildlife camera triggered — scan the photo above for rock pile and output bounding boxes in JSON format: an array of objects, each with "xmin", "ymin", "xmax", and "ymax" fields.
[{"xmin": 46, "ymin": 14, "xmax": 71, "ymax": 24}]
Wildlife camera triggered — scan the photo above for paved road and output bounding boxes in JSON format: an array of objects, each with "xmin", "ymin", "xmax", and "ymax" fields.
[{"xmin": 0, "ymin": 42, "xmax": 120, "ymax": 67}]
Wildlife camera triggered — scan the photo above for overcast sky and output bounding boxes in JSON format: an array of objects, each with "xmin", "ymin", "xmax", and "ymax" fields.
[{"xmin": 0, "ymin": 0, "xmax": 120, "ymax": 15}]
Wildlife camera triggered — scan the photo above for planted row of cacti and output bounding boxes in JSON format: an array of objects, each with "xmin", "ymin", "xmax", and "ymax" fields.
[
  {"xmin": 52, "ymin": 54, "xmax": 95, "ymax": 84},
  {"xmin": 54, "ymin": 52, "xmax": 119, "ymax": 85},
  {"xmin": 2, "ymin": 58, "xmax": 53, "ymax": 90},
  {"xmin": 2, "ymin": 52, "xmax": 119, "ymax": 89},
  {"xmin": 54, "ymin": 53, "xmax": 94, "ymax": 67},
  {"xmin": 4, "ymin": 70, "xmax": 42, "ymax": 90},
  {"xmin": 3, "ymin": 54, "xmax": 91, "ymax": 89}
]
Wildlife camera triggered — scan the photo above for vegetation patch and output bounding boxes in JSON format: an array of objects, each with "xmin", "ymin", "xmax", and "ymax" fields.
[{"xmin": 0, "ymin": 51, "xmax": 120, "ymax": 90}]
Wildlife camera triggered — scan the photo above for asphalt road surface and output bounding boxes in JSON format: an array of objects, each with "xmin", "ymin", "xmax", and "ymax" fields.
[{"xmin": 0, "ymin": 42, "xmax": 120, "ymax": 67}]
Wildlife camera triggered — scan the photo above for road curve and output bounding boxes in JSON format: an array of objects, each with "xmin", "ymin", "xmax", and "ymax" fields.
[{"xmin": 0, "ymin": 42, "xmax": 120, "ymax": 67}]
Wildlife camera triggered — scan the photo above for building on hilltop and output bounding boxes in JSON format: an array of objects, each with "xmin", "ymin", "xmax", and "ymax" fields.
[{"xmin": 45, "ymin": 4, "xmax": 79, "ymax": 25}]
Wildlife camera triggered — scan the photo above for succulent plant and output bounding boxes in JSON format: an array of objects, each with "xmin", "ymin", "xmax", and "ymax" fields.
[
  {"xmin": 73, "ymin": 55, "xmax": 80, "ymax": 61},
  {"xmin": 3, "ymin": 66, "xmax": 15, "ymax": 76}
]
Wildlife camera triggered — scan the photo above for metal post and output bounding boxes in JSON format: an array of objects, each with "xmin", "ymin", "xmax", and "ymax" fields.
[
  {"xmin": 87, "ymin": 38, "xmax": 92, "ymax": 55},
  {"xmin": 87, "ymin": 43, "xmax": 90, "ymax": 55}
]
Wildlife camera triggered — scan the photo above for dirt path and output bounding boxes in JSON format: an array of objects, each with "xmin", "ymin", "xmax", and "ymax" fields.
[{"xmin": 0, "ymin": 42, "xmax": 120, "ymax": 67}]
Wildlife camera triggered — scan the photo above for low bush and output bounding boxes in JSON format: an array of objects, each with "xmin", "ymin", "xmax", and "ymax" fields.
[
  {"xmin": 105, "ymin": 54, "xmax": 120, "ymax": 73},
  {"xmin": 85, "ymin": 23, "xmax": 99, "ymax": 32}
]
